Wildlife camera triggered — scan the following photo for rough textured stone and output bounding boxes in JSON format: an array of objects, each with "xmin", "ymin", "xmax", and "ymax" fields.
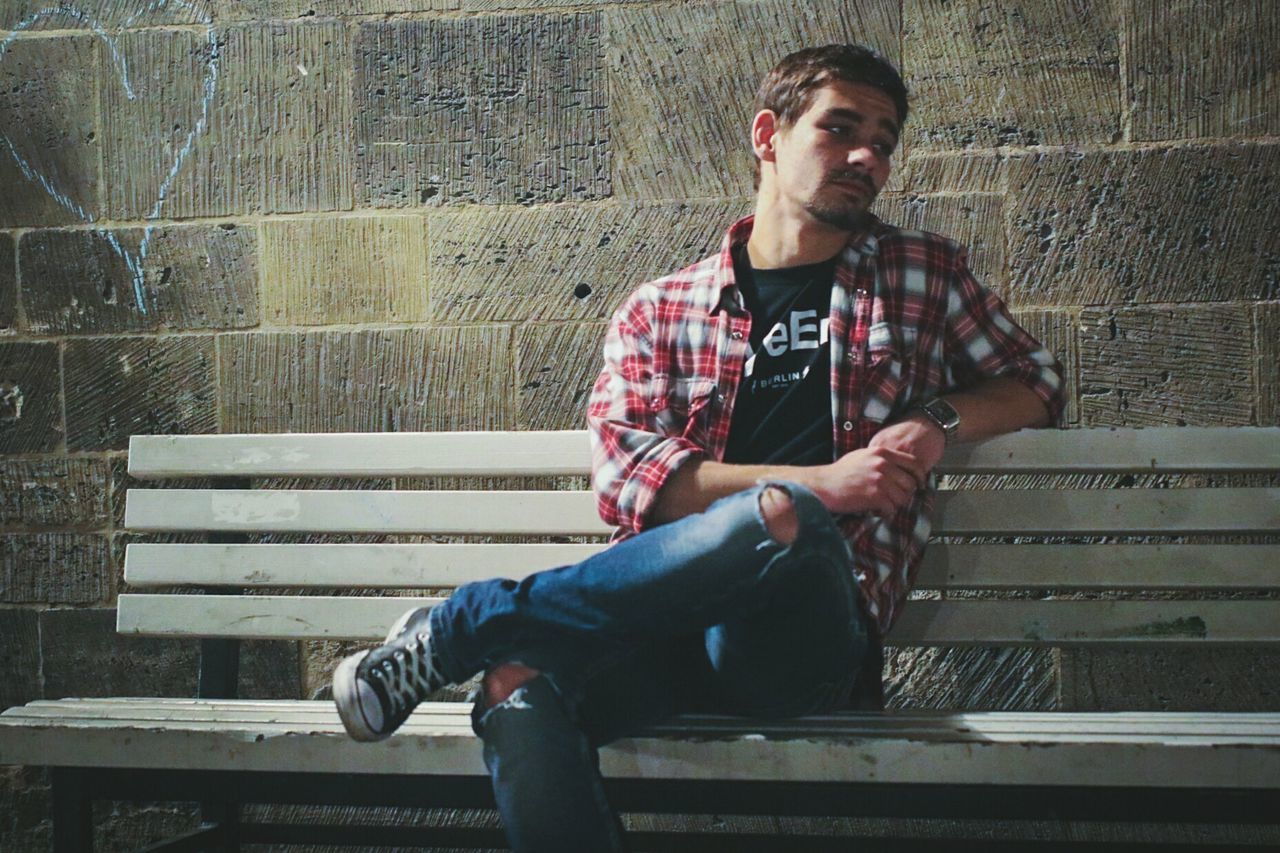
[
  {"xmin": 0, "ymin": 232, "xmax": 14, "ymax": 333},
  {"xmin": 608, "ymin": 0, "xmax": 898, "ymax": 200},
  {"xmin": 1127, "ymin": 0, "xmax": 1279, "ymax": 142},
  {"xmin": 1257, "ymin": 303, "xmax": 1280, "ymax": 425},
  {"xmin": 103, "ymin": 22, "xmax": 352, "ymax": 219},
  {"xmin": 0, "ymin": 35, "xmax": 99, "ymax": 227},
  {"xmin": 903, "ymin": 0, "xmax": 1120, "ymax": 149},
  {"xmin": 1078, "ymin": 305, "xmax": 1253, "ymax": 426},
  {"xmin": 219, "ymin": 327, "xmax": 513, "ymax": 433},
  {"xmin": 517, "ymin": 322, "xmax": 607, "ymax": 431},
  {"xmin": 1060, "ymin": 647, "xmax": 1280, "ymax": 711},
  {"xmin": 217, "ymin": 0, "xmax": 649, "ymax": 17},
  {"xmin": 0, "ymin": 457, "xmax": 110, "ymax": 527},
  {"xmin": 885, "ymin": 646, "xmax": 1057, "ymax": 711},
  {"xmin": 355, "ymin": 13, "xmax": 608, "ymax": 207},
  {"xmin": 240, "ymin": 639, "xmax": 304, "ymax": 700},
  {"xmin": 0, "ymin": 342, "xmax": 62, "ymax": 454},
  {"xmin": 93, "ymin": 803, "xmax": 199, "ymax": 853},
  {"xmin": 1, "ymin": 2, "xmax": 203, "ymax": 29},
  {"xmin": 39, "ymin": 608, "xmax": 300, "ymax": 699},
  {"xmin": 1011, "ymin": 308, "xmax": 1079, "ymax": 425},
  {"xmin": 1008, "ymin": 144, "xmax": 1280, "ymax": 306},
  {"xmin": 901, "ymin": 151, "xmax": 1009, "ymax": 194},
  {"xmin": 1, "ymin": 534, "xmax": 111, "ymax": 604},
  {"xmin": 260, "ymin": 214, "xmax": 429, "ymax": 325},
  {"xmin": 64, "ymin": 335, "xmax": 218, "ymax": 452},
  {"xmin": 0, "ymin": 765, "xmax": 51, "ymax": 853},
  {"xmin": 0, "ymin": 608, "xmax": 40, "ymax": 710},
  {"xmin": 19, "ymin": 223, "xmax": 258, "ymax": 334},
  {"xmin": 431, "ymin": 200, "xmax": 746, "ymax": 323},
  {"xmin": 875, "ymin": 193, "xmax": 1004, "ymax": 288}
]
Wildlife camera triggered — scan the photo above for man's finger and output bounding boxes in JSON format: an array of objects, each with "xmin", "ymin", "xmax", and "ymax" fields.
[{"xmin": 877, "ymin": 447, "xmax": 928, "ymax": 489}]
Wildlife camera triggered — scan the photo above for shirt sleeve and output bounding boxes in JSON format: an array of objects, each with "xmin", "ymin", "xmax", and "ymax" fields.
[
  {"xmin": 586, "ymin": 289, "xmax": 707, "ymax": 535},
  {"xmin": 943, "ymin": 249, "xmax": 1067, "ymax": 425}
]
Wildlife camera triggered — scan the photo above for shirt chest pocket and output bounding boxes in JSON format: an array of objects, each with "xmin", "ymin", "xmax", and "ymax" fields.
[
  {"xmin": 649, "ymin": 375, "xmax": 718, "ymax": 438},
  {"xmin": 862, "ymin": 323, "xmax": 916, "ymax": 424}
]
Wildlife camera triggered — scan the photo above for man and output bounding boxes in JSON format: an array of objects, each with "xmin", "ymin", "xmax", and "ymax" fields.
[{"xmin": 334, "ymin": 44, "xmax": 1064, "ymax": 852}]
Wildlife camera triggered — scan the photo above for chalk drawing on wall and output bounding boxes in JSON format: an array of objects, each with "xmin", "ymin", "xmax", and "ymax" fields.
[{"xmin": 0, "ymin": 0, "xmax": 219, "ymax": 315}]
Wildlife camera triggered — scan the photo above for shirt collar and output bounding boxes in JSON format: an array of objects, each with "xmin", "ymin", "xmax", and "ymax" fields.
[{"xmin": 711, "ymin": 213, "xmax": 887, "ymax": 314}]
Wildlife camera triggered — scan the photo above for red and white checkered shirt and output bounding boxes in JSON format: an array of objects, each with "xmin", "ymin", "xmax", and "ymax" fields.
[{"xmin": 587, "ymin": 214, "xmax": 1065, "ymax": 634}]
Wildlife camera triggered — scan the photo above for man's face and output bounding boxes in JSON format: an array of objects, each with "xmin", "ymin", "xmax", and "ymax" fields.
[{"xmin": 766, "ymin": 80, "xmax": 900, "ymax": 231}]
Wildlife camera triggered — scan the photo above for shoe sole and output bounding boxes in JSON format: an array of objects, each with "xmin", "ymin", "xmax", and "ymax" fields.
[{"xmin": 333, "ymin": 651, "xmax": 385, "ymax": 742}]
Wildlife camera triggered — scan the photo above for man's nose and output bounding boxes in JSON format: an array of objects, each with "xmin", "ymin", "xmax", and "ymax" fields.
[{"xmin": 847, "ymin": 145, "xmax": 877, "ymax": 166}]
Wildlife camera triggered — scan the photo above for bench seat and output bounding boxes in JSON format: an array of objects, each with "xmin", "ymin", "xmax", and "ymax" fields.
[{"xmin": 4, "ymin": 700, "xmax": 1280, "ymax": 788}]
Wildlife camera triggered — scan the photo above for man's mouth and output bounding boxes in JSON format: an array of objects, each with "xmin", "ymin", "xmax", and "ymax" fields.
[{"xmin": 828, "ymin": 174, "xmax": 876, "ymax": 195}]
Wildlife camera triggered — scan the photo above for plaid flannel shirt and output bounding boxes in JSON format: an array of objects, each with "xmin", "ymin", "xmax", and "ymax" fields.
[{"xmin": 587, "ymin": 214, "xmax": 1065, "ymax": 634}]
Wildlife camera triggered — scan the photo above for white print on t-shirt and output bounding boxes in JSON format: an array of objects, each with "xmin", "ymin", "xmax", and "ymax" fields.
[
  {"xmin": 750, "ymin": 364, "xmax": 811, "ymax": 391},
  {"xmin": 743, "ymin": 311, "xmax": 830, "ymax": 378}
]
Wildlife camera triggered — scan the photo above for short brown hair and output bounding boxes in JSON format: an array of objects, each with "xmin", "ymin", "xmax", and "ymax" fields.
[{"xmin": 752, "ymin": 45, "xmax": 909, "ymax": 186}]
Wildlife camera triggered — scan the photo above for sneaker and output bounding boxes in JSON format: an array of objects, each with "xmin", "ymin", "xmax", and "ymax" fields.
[{"xmin": 333, "ymin": 607, "xmax": 448, "ymax": 742}]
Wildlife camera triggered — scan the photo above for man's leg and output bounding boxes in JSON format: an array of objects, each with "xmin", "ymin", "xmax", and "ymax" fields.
[
  {"xmin": 335, "ymin": 480, "xmax": 847, "ymax": 740},
  {"xmin": 469, "ymin": 488, "xmax": 867, "ymax": 852},
  {"xmin": 474, "ymin": 635, "xmax": 711, "ymax": 853},
  {"xmin": 472, "ymin": 483, "xmax": 805, "ymax": 709}
]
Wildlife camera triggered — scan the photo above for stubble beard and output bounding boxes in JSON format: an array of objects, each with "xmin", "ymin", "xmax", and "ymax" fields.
[{"xmin": 804, "ymin": 181, "xmax": 878, "ymax": 232}]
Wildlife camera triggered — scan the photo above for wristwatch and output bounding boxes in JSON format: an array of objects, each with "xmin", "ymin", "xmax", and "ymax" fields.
[{"xmin": 916, "ymin": 398, "xmax": 961, "ymax": 445}]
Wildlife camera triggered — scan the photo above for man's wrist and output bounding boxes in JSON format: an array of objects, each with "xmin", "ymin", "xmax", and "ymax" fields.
[{"xmin": 912, "ymin": 398, "xmax": 961, "ymax": 445}]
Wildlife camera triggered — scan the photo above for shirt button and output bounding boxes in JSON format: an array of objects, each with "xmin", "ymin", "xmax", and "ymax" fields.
[
  {"xmin": 731, "ymin": 330, "xmax": 744, "ymax": 341},
  {"xmin": 842, "ymin": 420, "xmax": 855, "ymax": 431}
]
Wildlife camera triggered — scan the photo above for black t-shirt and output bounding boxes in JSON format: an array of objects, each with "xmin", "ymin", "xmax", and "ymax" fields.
[{"xmin": 723, "ymin": 247, "xmax": 836, "ymax": 466}]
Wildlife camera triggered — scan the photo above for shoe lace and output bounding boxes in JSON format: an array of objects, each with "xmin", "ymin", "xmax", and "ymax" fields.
[{"xmin": 374, "ymin": 632, "xmax": 441, "ymax": 716}]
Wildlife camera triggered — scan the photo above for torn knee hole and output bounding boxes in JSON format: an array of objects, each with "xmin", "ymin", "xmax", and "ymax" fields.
[
  {"xmin": 759, "ymin": 485, "xmax": 799, "ymax": 546},
  {"xmin": 482, "ymin": 662, "xmax": 541, "ymax": 709}
]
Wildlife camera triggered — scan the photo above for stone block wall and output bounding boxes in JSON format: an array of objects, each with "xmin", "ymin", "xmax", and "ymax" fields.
[{"xmin": 0, "ymin": 0, "xmax": 1276, "ymax": 848}]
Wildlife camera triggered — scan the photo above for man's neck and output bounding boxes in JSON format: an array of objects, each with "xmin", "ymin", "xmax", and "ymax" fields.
[{"xmin": 745, "ymin": 195, "xmax": 857, "ymax": 270}]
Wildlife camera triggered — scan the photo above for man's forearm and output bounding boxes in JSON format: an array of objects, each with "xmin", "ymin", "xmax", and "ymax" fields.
[
  {"xmin": 938, "ymin": 376, "xmax": 1053, "ymax": 444},
  {"xmin": 650, "ymin": 458, "xmax": 821, "ymax": 526},
  {"xmin": 651, "ymin": 377, "xmax": 1051, "ymax": 526}
]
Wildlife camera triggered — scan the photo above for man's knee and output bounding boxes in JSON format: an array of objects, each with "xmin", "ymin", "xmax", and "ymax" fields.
[
  {"xmin": 482, "ymin": 662, "xmax": 542, "ymax": 709},
  {"xmin": 759, "ymin": 485, "xmax": 799, "ymax": 546}
]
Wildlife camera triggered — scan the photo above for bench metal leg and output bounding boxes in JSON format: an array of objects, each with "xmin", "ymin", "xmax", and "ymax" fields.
[{"xmin": 51, "ymin": 767, "xmax": 93, "ymax": 853}]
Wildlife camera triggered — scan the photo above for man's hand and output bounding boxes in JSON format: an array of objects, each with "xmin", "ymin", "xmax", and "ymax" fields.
[
  {"xmin": 868, "ymin": 415, "xmax": 946, "ymax": 477},
  {"xmin": 804, "ymin": 444, "xmax": 929, "ymax": 517}
]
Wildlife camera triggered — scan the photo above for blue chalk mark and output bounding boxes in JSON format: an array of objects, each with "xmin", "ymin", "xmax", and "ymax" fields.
[{"xmin": 0, "ymin": 0, "xmax": 219, "ymax": 317}]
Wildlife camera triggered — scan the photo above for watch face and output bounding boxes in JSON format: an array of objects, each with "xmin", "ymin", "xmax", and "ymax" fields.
[
  {"xmin": 926, "ymin": 399, "xmax": 957, "ymax": 425},
  {"xmin": 925, "ymin": 399, "xmax": 960, "ymax": 429}
]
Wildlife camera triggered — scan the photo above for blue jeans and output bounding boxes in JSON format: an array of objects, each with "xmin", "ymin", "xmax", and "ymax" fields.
[{"xmin": 427, "ymin": 481, "xmax": 871, "ymax": 852}]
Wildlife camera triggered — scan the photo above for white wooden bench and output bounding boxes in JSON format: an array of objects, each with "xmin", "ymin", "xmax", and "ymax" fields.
[{"xmin": 2, "ymin": 427, "xmax": 1278, "ymax": 851}]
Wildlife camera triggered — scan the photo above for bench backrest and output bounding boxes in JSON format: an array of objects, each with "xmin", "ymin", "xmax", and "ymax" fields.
[{"xmin": 121, "ymin": 428, "xmax": 1280, "ymax": 648}]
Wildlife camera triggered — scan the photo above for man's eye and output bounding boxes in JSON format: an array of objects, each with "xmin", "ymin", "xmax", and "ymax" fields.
[
  {"xmin": 826, "ymin": 125, "xmax": 850, "ymax": 136},
  {"xmin": 873, "ymin": 142, "xmax": 895, "ymax": 156}
]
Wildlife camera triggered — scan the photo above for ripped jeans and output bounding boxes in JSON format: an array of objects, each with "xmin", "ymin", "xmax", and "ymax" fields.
[{"xmin": 425, "ymin": 481, "xmax": 872, "ymax": 852}]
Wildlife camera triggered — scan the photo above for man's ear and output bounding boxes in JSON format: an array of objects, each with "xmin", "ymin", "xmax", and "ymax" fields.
[{"xmin": 751, "ymin": 109, "xmax": 780, "ymax": 165}]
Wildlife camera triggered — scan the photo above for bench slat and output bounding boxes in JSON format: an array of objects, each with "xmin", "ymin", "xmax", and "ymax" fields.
[
  {"xmin": 24, "ymin": 698, "xmax": 1279, "ymax": 728},
  {"xmin": 125, "ymin": 487, "xmax": 1280, "ymax": 535},
  {"xmin": 128, "ymin": 431, "xmax": 593, "ymax": 479},
  {"xmin": 126, "ymin": 428, "xmax": 1280, "ymax": 479},
  {"xmin": 124, "ymin": 542, "xmax": 1280, "ymax": 591},
  {"xmin": 936, "ymin": 427, "xmax": 1280, "ymax": 473},
  {"xmin": 932, "ymin": 487, "xmax": 1279, "ymax": 535},
  {"xmin": 116, "ymin": 595, "xmax": 1280, "ymax": 645},
  {"xmin": 2, "ymin": 703, "xmax": 1277, "ymax": 787},
  {"xmin": 7, "ymin": 700, "xmax": 1280, "ymax": 738},
  {"xmin": 124, "ymin": 489, "xmax": 612, "ymax": 535}
]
